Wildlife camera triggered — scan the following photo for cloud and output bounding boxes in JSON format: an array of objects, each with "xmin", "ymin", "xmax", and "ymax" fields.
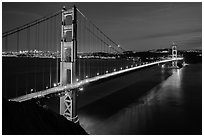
[
  {"xmin": 3, "ymin": 10, "xmax": 42, "ymax": 19},
  {"xmin": 138, "ymin": 28, "xmax": 201, "ymax": 40},
  {"xmin": 178, "ymin": 36, "xmax": 202, "ymax": 49}
]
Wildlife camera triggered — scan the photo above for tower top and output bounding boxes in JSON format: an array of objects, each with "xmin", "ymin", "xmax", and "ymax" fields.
[{"xmin": 172, "ymin": 41, "xmax": 177, "ymax": 46}]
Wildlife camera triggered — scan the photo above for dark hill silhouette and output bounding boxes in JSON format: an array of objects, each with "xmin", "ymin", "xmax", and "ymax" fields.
[{"xmin": 2, "ymin": 98, "xmax": 88, "ymax": 135}]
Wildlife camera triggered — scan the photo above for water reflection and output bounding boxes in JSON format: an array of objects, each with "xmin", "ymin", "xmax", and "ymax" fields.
[{"xmin": 79, "ymin": 64, "xmax": 201, "ymax": 134}]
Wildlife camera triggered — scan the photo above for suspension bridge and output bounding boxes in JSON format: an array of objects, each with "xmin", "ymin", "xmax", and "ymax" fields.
[{"xmin": 2, "ymin": 5, "xmax": 183, "ymax": 123}]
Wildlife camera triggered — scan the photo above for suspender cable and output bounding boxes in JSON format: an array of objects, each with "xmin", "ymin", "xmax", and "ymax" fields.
[
  {"xmin": 5, "ymin": 36, "xmax": 8, "ymax": 52},
  {"xmin": 87, "ymin": 22, "xmax": 90, "ymax": 78},
  {"xmin": 49, "ymin": 19, "xmax": 52, "ymax": 88},
  {"xmin": 83, "ymin": 16, "xmax": 86, "ymax": 80},
  {"xmin": 100, "ymin": 30, "xmax": 102, "ymax": 75},
  {"xmin": 77, "ymin": 8, "xmax": 125, "ymax": 53},
  {"xmin": 16, "ymin": 32, "xmax": 19, "ymax": 97},
  {"xmin": 3, "ymin": 10, "xmax": 62, "ymax": 38},
  {"xmin": 42, "ymin": 21, "xmax": 46, "ymax": 90},
  {"xmin": 25, "ymin": 27, "xmax": 30, "ymax": 95},
  {"xmin": 34, "ymin": 23, "xmax": 37, "ymax": 92},
  {"xmin": 78, "ymin": 14, "xmax": 81, "ymax": 80},
  {"xmin": 54, "ymin": 15, "xmax": 59, "ymax": 85},
  {"xmin": 17, "ymin": 32, "xmax": 19, "ymax": 52}
]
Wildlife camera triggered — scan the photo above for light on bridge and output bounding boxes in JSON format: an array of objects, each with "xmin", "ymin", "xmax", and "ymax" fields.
[
  {"xmin": 76, "ymin": 78, "xmax": 79, "ymax": 82},
  {"xmin": 46, "ymin": 86, "xmax": 48, "ymax": 89},
  {"xmin": 131, "ymin": 65, "xmax": 133, "ymax": 67},
  {"xmin": 114, "ymin": 69, "xmax": 116, "ymax": 71},
  {"xmin": 97, "ymin": 73, "xmax": 99, "ymax": 75},
  {"xmin": 106, "ymin": 70, "xmax": 108, "ymax": 73},
  {"xmin": 79, "ymin": 87, "xmax": 84, "ymax": 91},
  {"xmin": 126, "ymin": 66, "xmax": 128, "ymax": 69},
  {"xmin": 120, "ymin": 67, "xmax": 122, "ymax": 70},
  {"xmin": 30, "ymin": 89, "xmax": 33, "ymax": 92},
  {"xmin": 53, "ymin": 83, "xmax": 57, "ymax": 87},
  {"xmin": 85, "ymin": 75, "xmax": 88, "ymax": 78}
]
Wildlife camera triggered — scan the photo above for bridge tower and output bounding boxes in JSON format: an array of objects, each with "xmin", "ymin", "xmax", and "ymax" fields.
[
  {"xmin": 60, "ymin": 5, "xmax": 78, "ymax": 123},
  {"xmin": 172, "ymin": 42, "xmax": 178, "ymax": 67}
]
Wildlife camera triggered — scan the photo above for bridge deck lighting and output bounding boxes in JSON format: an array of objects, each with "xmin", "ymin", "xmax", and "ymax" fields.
[
  {"xmin": 97, "ymin": 73, "xmax": 99, "ymax": 75},
  {"xmin": 120, "ymin": 67, "xmax": 122, "ymax": 70},
  {"xmin": 114, "ymin": 69, "xmax": 116, "ymax": 71},
  {"xmin": 131, "ymin": 65, "xmax": 133, "ymax": 67},
  {"xmin": 76, "ymin": 78, "xmax": 79, "ymax": 82},
  {"xmin": 53, "ymin": 83, "xmax": 57, "ymax": 87},
  {"xmin": 126, "ymin": 66, "xmax": 128, "ymax": 68},
  {"xmin": 85, "ymin": 75, "xmax": 88, "ymax": 78},
  {"xmin": 79, "ymin": 87, "xmax": 84, "ymax": 91},
  {"xmin": 30, "ymin": 89, "xmax": 33, "ymax": 92},
  {"xmin": 106, "ymin": 71, "xmax": 108, "ymax": 73},
  {"xmin": 46, "ymin": 86, "xmax": 48, "ymax": 89}
]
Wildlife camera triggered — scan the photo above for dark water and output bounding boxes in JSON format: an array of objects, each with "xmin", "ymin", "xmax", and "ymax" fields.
[
  {"xmin": 2, "ymin": 57, "xmax": 134, "ymax": 99},
  {"xmin": 3, "ymin": 57, "xmax": 201, "ymax": 134},
  {"xmin": 77, "ymin": 63, "xmax": 202, "ymax": 135}
]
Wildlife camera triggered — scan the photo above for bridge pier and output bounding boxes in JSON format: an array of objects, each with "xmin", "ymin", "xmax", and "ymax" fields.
[{"xmin": 60, "ymin": 89, "xmax": 78, "ymax": 123}]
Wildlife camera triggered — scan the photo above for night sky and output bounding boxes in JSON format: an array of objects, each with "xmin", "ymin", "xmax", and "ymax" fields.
[{"xmin": 2, "ymin": 2, "xmax": 202, "ymax": 51}]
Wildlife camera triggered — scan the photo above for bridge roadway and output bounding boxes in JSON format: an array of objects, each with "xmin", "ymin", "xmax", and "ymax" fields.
[{"xmin": 9, "ymin": 58, "xmax": 183, "ymax": 102}]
